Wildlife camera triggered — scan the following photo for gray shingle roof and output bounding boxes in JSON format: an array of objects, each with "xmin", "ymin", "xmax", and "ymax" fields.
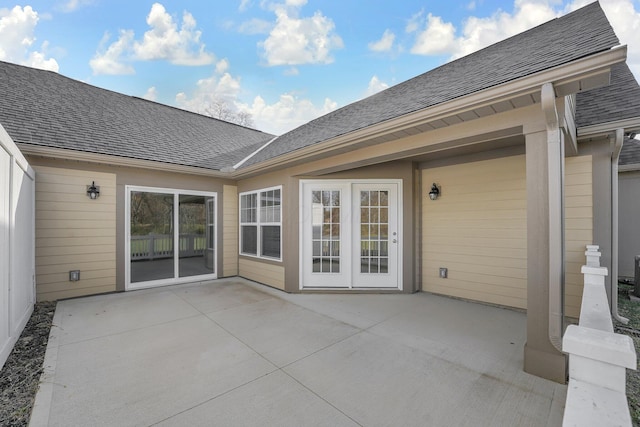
[
  {"xmin": 576, "ymin": 62, "xmax": 640, "ymax": 128},
  {"xmin": 0, "ymin": 61, "xmax": 273, "ymax": 170},
  {"xmin": 241, "ymin": 2, "xmax": 619, "ymax": 168},
  {"xmin": 620, "ymin": 136, "xmax": 640, "ymax": 166}
]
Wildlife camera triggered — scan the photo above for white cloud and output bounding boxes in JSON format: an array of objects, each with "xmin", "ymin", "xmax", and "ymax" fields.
[
  {"xmin": 368, "ymin": 29, "xmax": 395, "ymax": 52},
  {"xmin": 260, "ymin": 3, "xmax": 343, "ymax": 66},
  {"xmin": 175, "ymin": 64, "xmax": 243, "ymax": 114},
  {"xmin": 406, "ymin": 0, "xmax": 640, "ymax": 82},
  {"xmin": 142, "ymin": 86, "xmax": 158, "ymax": 101},
  {"xmin": 59, "ymin": 0, "xmax": 94, "ymax": 13},
  {"xmin": 174, "ymin": 55, "xmax": 337, "ymax": 134},
  {"xmin": 247, "ymin": 93, "xmax": 337, "ymax": 134},
  {"xmin": 90, "ymin": 30, "xmax": 135, "ymax": 75},
  {"xmin": 408, "ymin": 1, "xmax": 557, "ymax": 58},
  {"xmin": 133, "ymin": 3, "xmax": 214, "ymax": 65},
  {"xmin": 239, "ymin": 0, "xmax": 252, "ymax": 12},
  {"xmin": 215, "ymin": 58, "xmax": 229, "ymax": 74},
  {"xmin": 410, "ymin": 13, "xmax": 457, "ymax": 55},
  {"xmin": 0, "ymin": 5, "xmax": 59, "ymax": 71},
  {"xmin": 89, "ymin": 3, "xmax": 214, "ymax": 74},
  {"xmin": 364, "ymin": 75, "xmax": 389, "ymax": 97},
  {"xmin": 238, "ymin": 18, "xmax": 273, "ymax": 34}
]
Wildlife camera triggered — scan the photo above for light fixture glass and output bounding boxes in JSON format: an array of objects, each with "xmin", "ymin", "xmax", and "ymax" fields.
[
  {"xmin": 428, "ymin": 183, "xmax": 440, "ymax": 200},
  {"xmin": 87, "ymin": 181, "xmax": 100, "ymax": 199}
]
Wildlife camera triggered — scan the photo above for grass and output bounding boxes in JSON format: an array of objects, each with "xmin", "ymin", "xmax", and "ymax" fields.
[{"xmin": 615, "ymin": 281, "xmax": 640, "ymax": 426}]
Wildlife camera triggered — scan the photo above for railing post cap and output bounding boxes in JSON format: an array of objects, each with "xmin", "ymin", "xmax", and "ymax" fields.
[
  {"xmin": 563, "ymin": 325, "xmax": 637, "ymax": 369},
  {"xmin": 581, "ymin": 265, "xmax": 608, "ymax": 276}
]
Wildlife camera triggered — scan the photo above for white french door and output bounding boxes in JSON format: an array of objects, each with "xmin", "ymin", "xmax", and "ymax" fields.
[{"xmin": 300, "ymin": 180, "xmax": 401, "ymax": 289}]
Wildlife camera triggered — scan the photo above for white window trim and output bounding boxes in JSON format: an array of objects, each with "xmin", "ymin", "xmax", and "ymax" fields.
[
  {"xmin": 239, "ymin": 185, "xmax": 283, "ymax": 261},
  {"xmin": 125, "ymin": 185, "xmax": 218, "ymax": 290}
]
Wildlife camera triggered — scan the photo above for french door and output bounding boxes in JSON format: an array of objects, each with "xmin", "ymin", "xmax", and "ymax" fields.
[
  {"xmin": 300, "ymin": 180, "xmax": 401, "ymax": 289},
  {"xmin": 126, "ymin": 186, "xmax": 217, "ymax": 290}
]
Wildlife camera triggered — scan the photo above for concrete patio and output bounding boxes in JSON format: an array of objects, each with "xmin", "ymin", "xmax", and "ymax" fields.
[{"xmin": 30, "ymin": 278, "xmax": 566, "ymax": 426}]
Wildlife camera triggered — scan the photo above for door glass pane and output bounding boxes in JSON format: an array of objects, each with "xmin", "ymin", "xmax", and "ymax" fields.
[
  {"xmin": 179, "ymin": 195, "xmax": 215, "ymax": 278},
  {"xmin": 130, "ymin": 191, "xmax": 175, "ymax": 283},
  {"xmin": 311, "ymin": 190, "xmax": 340, "ymax": 273},
  {"xmin": 359, "ymin": 190, "xmax": 389, "ymax": 275}
]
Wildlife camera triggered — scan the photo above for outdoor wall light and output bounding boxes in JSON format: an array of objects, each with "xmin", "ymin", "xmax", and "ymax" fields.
[
  {"xmin": 86, "ymin": 181, "xmax": 100, "ymax": 199},
  {"xmin": 428, "ymin": 183, "xmax": 440, "ymax": 200}
]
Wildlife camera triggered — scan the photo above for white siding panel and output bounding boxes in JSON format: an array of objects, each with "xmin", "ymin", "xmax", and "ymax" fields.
[
  {"xmin": 34, "ymin": 166, "xmax": 116, "ymax": 301},
  {"xmin": 422, "ymin": 154, "xmax": 594, "ymax": 316},
  {"xmin": 239, "ymin": 258, "xmax": 285, "ymax": 290},
  {"xmin": 565, "ymin": 155, "xmax": 593, "ymax": 319},
  {"xmin": 422, "ymin": 155, "xmax": 527, "ymax": 309},
  {"xmin": 223, "ymin": 185, "xmax": 239, "ymax": 277}
]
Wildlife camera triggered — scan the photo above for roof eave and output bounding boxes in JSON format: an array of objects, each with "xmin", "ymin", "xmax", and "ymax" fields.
[
  {"xmin": 577, "ymin": 116, "xmax": 640, "ymax": 140},
  {"xmin": 232, "ymin": 46, "xmax": 627, "ymax": 178},
  {"xmin": 18, "ymin": 144, "xmax": 231, "ymax": 178}
]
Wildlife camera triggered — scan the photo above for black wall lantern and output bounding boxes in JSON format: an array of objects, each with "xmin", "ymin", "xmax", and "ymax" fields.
[
  {"xmin": 428, "ymin": 183, "xmax": 440, "ymax": 200},
  {"xmin": 86, "ymin": 181, "xmax": 100, "ymax": 199}
]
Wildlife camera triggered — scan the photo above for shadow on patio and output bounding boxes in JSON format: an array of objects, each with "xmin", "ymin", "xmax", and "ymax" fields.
[{"xmin": 31, "ymin": 278, "xmax": 566, "ymax": 426}]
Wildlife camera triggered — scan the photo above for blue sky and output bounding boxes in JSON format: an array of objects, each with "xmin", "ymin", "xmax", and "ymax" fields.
[{"xmin": 1, "ymin": 0, "xmax": 639, "ymax": 134}]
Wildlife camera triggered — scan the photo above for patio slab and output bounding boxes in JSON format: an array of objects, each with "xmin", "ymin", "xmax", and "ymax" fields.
[{"xmin": 31, "ymin": 278, "xmax": 566, "ymax": 426}]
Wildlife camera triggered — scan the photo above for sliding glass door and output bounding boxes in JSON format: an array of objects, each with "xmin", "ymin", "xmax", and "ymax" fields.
[{"xmin": 127, "ymin": 186, "xmax": 217, "ymax": 289}]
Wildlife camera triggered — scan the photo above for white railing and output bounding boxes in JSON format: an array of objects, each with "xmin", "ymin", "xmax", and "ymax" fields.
[
  {"xmin": 131, "ymin": 234, "xmax": 206, "ymax": 260},
  {"xmin": 562, "ymin": 245, "xmax": 637, "ymax": 426}
]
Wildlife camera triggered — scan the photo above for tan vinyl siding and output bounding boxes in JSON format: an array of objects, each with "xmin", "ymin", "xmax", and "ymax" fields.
[
  {"xmin": 34, "ymin": 166, "xmax": 116, "ymax": 300},
  {"xmin": 421, "ymin": 155, "xmax": 527, "ymax": 309},
  {"xmin": 564, "ymin": 155, "xmax": 593, "ymax": 319},
  {"xmin": 223, "ymin": 185, "xmax": 238, "ymax": 277},
  {"xmin": 239, "ymin": 258, "xmax": 285, "ymax": 290}
]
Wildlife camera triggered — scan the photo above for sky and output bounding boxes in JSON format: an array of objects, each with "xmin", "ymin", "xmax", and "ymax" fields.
[{"xmin": 1, "ymin": 0, "xmax": 639, "ymax": 135}]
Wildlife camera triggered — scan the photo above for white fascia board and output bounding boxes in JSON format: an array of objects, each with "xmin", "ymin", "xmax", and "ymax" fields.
[
  {"xmin": 577, "ymin": 117, "xmax": 640, "ymax": 139},
  {"xmin": 18, "ymin": 144, "xmax": 230, "ymax": 178},
  {"xmin": 619, "ymin": 163, "xmax": 640, "ymax": 172}
]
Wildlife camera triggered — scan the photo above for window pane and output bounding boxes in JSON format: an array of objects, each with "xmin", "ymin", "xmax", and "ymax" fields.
[
  {"xmin": 179, "ymin": 194, "xmax": 214, "ymax": 278},
  {"xmin": 261, "ymin": 226, "xmax": 280, "ymax": 258},
  {"xmin": 130, "ymin": 191, "xmax": 175, "ymax": 283},
  {"xmin": 241, "ymin": 225, "xmax": 257, "ymax": 255}
]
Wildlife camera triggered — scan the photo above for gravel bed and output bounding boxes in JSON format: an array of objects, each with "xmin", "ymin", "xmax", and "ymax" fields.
[{"xmin": 0, "ymin": 302, "xmax": 56, "ymax": 427}]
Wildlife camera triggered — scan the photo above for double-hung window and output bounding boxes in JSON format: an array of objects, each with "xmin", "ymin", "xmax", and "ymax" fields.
[{"xmin": 240, "ymin": 186, "xmax": 282, "ymax": 260}]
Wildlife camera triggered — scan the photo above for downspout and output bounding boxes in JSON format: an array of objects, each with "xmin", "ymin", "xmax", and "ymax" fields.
[
  {"xmin": 542, "ymin": 83, "xmax": 564, "ymax": 352},
  {"xmin": 611, "ymin": 128, "xmax": 629, "ymax": 324}
]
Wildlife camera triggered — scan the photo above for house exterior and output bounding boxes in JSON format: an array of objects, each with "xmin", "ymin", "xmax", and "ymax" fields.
[
  {"xmin": 1, "ymin": 2, "xmax": 639, "ymax": 383},
  {"xmin": 619, "ymin": 136, "xmax": 640, "ymax": 280}
]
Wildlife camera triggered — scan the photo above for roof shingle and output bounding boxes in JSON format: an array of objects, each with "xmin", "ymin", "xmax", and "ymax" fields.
[{"xmin": 0, "ymin": 61, "xmax": 273, "ymax": 170}]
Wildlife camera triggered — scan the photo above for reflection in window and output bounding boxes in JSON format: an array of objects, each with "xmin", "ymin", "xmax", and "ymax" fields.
[
  {"xmin": 311, "ymin": 190, "xmax": 340, "ymax": 273},
  {"xmin": 240, "ymin": 187, "xmax": 281, "ymax": 260},
  {"xmin": 129, "ymin": 190, "xmax": 216, "ymax": 284},
  {"xmin": 360, "ymin": 190, "xmax": 389, "ymax": 274}
]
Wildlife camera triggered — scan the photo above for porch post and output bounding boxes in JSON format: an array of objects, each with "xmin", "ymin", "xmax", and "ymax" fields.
[{"xmin": 524, "ymin": 128, "xmax": 567, "ymax": 383}]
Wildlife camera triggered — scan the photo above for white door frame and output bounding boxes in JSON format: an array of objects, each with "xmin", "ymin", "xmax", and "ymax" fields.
[
  {"xmin": 125, "ymin": 185, "xmax": 218, "ymax": 290},
  {"xmin": 299, "ymin": 179, "xmax": 403, "ymax": 290}
]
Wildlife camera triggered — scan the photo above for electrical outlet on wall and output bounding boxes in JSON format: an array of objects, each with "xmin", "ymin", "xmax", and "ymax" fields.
[{"xmin": 439, "ymin": 268, "xmax": 448, "ymax": 279}]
